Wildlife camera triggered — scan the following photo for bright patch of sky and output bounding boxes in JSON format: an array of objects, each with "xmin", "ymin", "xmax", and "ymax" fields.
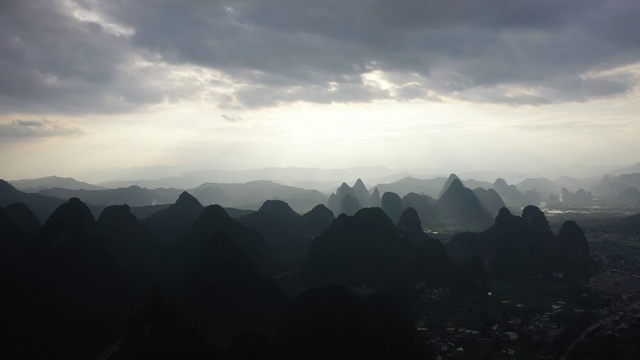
[{"xmin": 1, "ymin": 0, "xmax": 639, "ymax": 181}]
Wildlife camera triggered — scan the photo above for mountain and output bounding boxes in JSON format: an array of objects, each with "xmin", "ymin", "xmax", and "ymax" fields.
[
  {"xmin": 560, "ymin": 188, "xmax": 593, "ymax": 204},
  {"xmin": 610, "ymin": 162, "xmax": 640, "ymax": 175},
  {"xmin": 275, "ymin": 286, "xmax": 428, "ymax": 360},
  {"xmin": 129, "ymin": 204, "xmax": 172, "ymax": 219},
  {"xmin": 591, "ymin": 174, "xmax": 634, "ymax": 198},
  {"xmin": 516, "ymin": 177, "xmax": 563, "ymax": 199},
  {"xmin": 523, "ymin": 189, "xmax": 543, "ymax": 206},
  {"xmin": 300, "ymin": 204, "xmax": 335, "ymax": 237},
  {"xmin": 6, "ymin": 198, "xmax": 135, "ymax": 357},
  {"xmin": 335, "ymin": 182, "xmax": 356, "ymax": 201},
  {"xmin": 613, "ymin": 173, "xmax": 640, "ymax": 192},
  {"xmin": 608, "ymin": 213, "xmax": 640, "ymax": 236},
  {"xmin": 94, "ymin": 165, "xmax": 397, "ymax": 191},
  {"xmin": 556, "ymin": 220, "xmax": 591, "ymax": 280},
  {"xmin": 185, "ymin": 230, "xmax": 290, "ymax": 340},
  {"xmin": 374, "ymin": 176, "xmax": 448, "ymax": 199},
  {"xmin": 327, "ymin": 193, "xmax": 339, "ymax": 215},
  {"xmin": 438, "ymin": 174, "xmax": 461, "ymax": 199},
  {"xmin": 340, "ymin": 193, "xmax": 362, "ymax": 216},
  {"xmin": 617, "ymin": 187, "xmax": 640, "ymax": 204},
  {"xmin": 396, "ymin": 207, "xmax": 430, "ymax": 244},
  {"xmin": 38, "ymin": 186, "xmax": 182, "ymax": 207},
  {"xmin": 275, "ymin": 285, "xmax": 384, "ymax": 360},
  {"xmin": 0, "ymin": 179, "xmax": 66, "ymax": 221},
  {"xmin": 185, "ymin": 205, "xmax": 279, "ymax": 276},
  {"xmin": 401, "ymin": 192, "xmax": 437, "ymax": 225},
  {"xmin": 37, "ymin": 197, "xmax": 102, "ymax": 245},
  {"xmin": 238, "ymin": 201, "xmax": 335, "ymax": 272},
  {"xmin": 472, "ymin": 187, "xmax": 506, "ymax": 218},
  {"xmin": 369, "ymin": 187, "xmax": 381, "ymax": 207},
  {"xmin": 116, "ymin": 288, "xmax": 226, "ymax": 359},
  {"xmin": 327, "ymin": 180, "xmax": 374, "ymax": 216},
  {"xmin": 353, "ymin": 178, "xmax": 372, "ymax": 207},
  {"xmin": 448, "ymin": 206, "xmax": 591, "ymax": 281},
  {"xmin": 189, "ymin": 180, "xmax": 327, "ymax": 214},
  {"xmin": 396, "ymin": 207, "xmax": 453, "ymax": 285},
  {"xmin": 554, "ymin": 176, "xmax": 600, "ymax": 192},
  {"xmin": 302, "ymin": 206, "xmax": 457, "ymax": 289},
  {"xmin": 142, "ymin": 192, "xmax": 204, "ymax": 239},
  {"xmin": 97, "ymin": 204, "xmax": 163, "ymax": 277},
  {"xmin": 493, "ymin": 178, "xmax": 531, "ymax": 206},
  {"xmin": 237, "ymin": 200, "xmax": 303, "ymax": 247},
  {"xmin": 435, "ymin": 179, "xmax": 492, "ymax": 224},
  {"xmin": 3, "ymin": 202, "xmax": 41, "ymax": 234},
  {"xmin": 258, "ymin": 199, "xmax": 302, "ymax": 222},
  {"xmin": 462, "ymin": 178, "xmax": 493, "ymax": 190},
  {"xmin": 302, "ymin": 208, "xmax": 413, "ymax": 287},
  {"xmin": 10, "ymin": 176, "xmax": 105, "ymax": 192},
  {"xmin": 380, "ymin": 191, "xmax": 405, "ymax": 225},
  {"xmin": 451, "ymin": 256, "xmax": 489, "ymax": 294}
]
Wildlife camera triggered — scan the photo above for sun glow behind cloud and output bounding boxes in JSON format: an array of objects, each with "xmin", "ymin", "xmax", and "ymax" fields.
[{"xmin": 1, "ymin": 0, "xmax": 640, "ymax": 180}]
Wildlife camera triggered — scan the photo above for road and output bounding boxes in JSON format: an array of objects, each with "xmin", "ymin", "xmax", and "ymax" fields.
[{"xmin": 558, "ymin": 300, "xmax": 640, "ymax": 360}]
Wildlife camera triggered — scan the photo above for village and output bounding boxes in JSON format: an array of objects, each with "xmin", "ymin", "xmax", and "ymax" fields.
[{"xmin": 407, "ymin": 230, "xmax": 640, "ymax": 359}]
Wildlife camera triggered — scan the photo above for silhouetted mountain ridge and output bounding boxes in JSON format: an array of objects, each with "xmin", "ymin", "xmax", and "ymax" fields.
[{"xmin": 10, "ymin": 176, "xmax": 105, "ymax": 192}]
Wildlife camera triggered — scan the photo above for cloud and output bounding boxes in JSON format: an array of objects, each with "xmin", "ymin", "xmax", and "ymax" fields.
[
  {"xmin": 0, "ymin": 119, "xmax": 84, "ymax": 139},
  {"xmin": 1, "ymin": 0, "xmax": 639, "ymax": 113},
  {"xmin": 221, "ymin": 114, "xmax": 242, "ymax": 122}
]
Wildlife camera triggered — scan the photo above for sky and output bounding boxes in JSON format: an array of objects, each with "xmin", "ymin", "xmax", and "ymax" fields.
[{"xmin": 1, "ymin": 0, "xmax": 639, "ymax": 181}]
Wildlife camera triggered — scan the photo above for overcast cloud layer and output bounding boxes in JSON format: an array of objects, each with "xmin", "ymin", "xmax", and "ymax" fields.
[
  {"xmin": 1, "ymin": 0, "xmax": 640, "ymax": 180},
  {"xmin": 1, "ymin": 0, "xmax": 639, "ymax": 114}
]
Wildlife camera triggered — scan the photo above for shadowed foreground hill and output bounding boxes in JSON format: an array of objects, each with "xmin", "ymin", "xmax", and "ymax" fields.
[
  {"xmin": 98, "ymin": 204, "xmax": 169, "ymax": 284},
  {"xmin": 397, "ymin": 207, "xmax": 454, "ymax": 285},
  {"xmin": 448, "ymin": 206, "xmax": 591, "ymax": 281},
  {"xmin": 237, "ymin": 200, "xmax": 303, "ymax": 247},
  {"xmin": 183, "ymin": 231, "xmax": 290, "ymax": 341},
  {"xmin": 236, "ymin": 200, "xmax": 336, "ymax": 259},
  {"xmin": 112, "ymin": 205, "xmax": 289, "ymax": 351},
  {"xmin": 276, "ymin": 286, "xmax": 429, "ymax": 360},
  {"xmin": 185, "ymin": 205, "xmax": 280, "ymax": 277},
  {"xmin": 2, "ymin": 198, "xmax": 134, "ymax": 358},
  {"xmin": 1, "ymin": 198, "xmax": 291, "ymax": 358},
  {"xmin": 142, "ymin": 191, "xmax": 204, "ymax": 239},
  {"xmin": 115, "ymin": 288, "xmax": 228, "ymax": 360},
  {"xmin": 0, "ymin": 179, "xmax": 65, "ymax": 221},
  {"xmin": 302, "ymin": 207, "xmax": 453, "ymax": 288},
  {"xmin": 3, "ymin": 202, "xmax": 41, "ymax": 234},
  {"xmin": 300, "ymin": 204, "xmax": 335, "ymax": 237}
]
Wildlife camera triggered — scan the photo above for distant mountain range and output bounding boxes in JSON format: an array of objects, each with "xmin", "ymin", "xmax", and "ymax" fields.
[
  {"xmin": 7, "ymin": 163, "xmax": 640, "ymax": 222},
  {"xmin": 189, "ymin": 181, "xmax": 327, "ymax": 214},
  {"xmin": 38, "ymin": 186, "xmax": 184, "ymax": 207},
  {"xmin": 10, "ymin": 176, "xmax": 106, "ymax": 192},
  {"xmin": 8, "ymin": 178, "xmax": 328, "ymax": 215}
]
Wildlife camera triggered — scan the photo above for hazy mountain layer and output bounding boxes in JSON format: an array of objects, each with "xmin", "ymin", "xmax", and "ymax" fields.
[{"xmin": 10, "ymin": 175, "xmax": 106, "ymax": 192}]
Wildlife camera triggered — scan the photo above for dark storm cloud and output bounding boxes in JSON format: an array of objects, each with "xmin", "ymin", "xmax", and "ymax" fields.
[
  {"xmin": 2, "ymin": 0, "xmax": 639, "ymax": 113},
  {"xmin": 0, "ymin": 0, "xmax": 200, "ymax": 114},
  {"xmin": 0, "ymin": 119, "xmax": 84, "ymax": 139},
  {"xmin": 93, "ymin": 0, "xmax": 640, "ymax": 105}
]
